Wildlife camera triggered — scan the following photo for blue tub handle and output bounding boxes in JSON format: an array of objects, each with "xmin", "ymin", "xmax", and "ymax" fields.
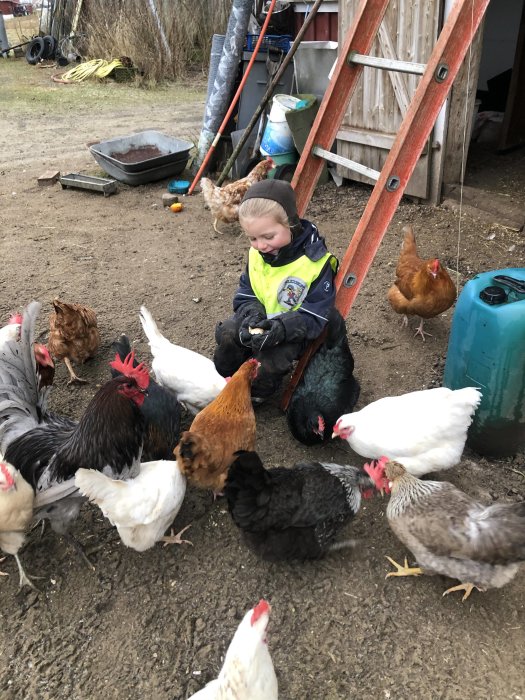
[{"xmin": 493, "ymin": 275, "xmax": 525, "ymax": 295}]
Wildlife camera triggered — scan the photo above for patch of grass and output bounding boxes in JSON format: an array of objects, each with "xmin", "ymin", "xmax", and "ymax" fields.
[
  {"xmin": 0, "ymin": 59, "xmax": 206, "ymax": 115},
  {"xmin": 4, "ymin": 12, "xmax": 40, "ymax": 45}
]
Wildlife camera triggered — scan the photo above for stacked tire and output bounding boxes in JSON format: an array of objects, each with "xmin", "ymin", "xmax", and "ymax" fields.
[{"xmin": 26, "ymin": 35, "xmax": 56, "ymax": 64}]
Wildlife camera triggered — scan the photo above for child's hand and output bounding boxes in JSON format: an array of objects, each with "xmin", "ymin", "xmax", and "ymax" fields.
[{"xmin": 250, "ymin": 318, "xmax": 286, "ymax": 352}]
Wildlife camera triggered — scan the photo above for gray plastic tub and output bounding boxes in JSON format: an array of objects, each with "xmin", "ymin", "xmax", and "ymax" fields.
[{"xmin": 89, "ymin": 130, "xmax": 193, "ymax": 185}]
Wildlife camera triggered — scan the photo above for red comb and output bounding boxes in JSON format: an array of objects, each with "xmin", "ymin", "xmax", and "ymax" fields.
[
  {"xmin": 0, "ymin": 463, "xmax": 14, "ymax": 488},
  {"xmin": 109, "ymin": 351, "xmax": 150, "ymax": 390},
  {"xmin": 430, "ymin": 259, "xmax": 440, "ymax": 273},
  {"xmin": 8, "ymin": 313, "xmax": 22, "ymax": 325},
  {"xmin": 363, "ymin": 459, "xmax": 391, "ymax": 494},
  {"xmin": 251, "ymin": 599, "xmax": 270, "ymax": 626},
  {"xmin": 318, "ymin": 416, "xmax": 325, "ymax": 434}
]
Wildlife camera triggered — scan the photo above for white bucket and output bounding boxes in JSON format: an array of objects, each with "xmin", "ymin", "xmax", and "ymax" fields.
[{"xmin": 260, "ymin": 94, "xmax": 302, "ymax": 156}]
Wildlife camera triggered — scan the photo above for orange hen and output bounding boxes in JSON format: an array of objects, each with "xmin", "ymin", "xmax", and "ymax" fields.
[
  {"xmin": 48, "ymin": 299, "xmax": 100, "ymax": 384},
  {"xmin": 200, "ymin": 159, "xmax": 274, "ymax": 233},
  {"xmin": 174, "ymin": 358, "xmax": 259, "ymax": 494},
  {"xmin": 387, "ymin": 225, "xmax": 456, "ymax": 340}
]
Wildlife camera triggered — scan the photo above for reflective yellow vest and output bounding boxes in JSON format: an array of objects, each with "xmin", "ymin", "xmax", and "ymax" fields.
[{"xmin": 248, "ymin": 247, "xmax": 337, "ymax": 317}]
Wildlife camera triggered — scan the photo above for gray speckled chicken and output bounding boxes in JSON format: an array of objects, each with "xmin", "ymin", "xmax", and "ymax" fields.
[{"xmin": 368, "ymin": 459, "xmax": 525, "ymax": 601}]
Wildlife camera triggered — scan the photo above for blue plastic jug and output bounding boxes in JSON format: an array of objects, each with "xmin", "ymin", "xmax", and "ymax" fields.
[{"xmin": 443, "ymin": 268, "xmax": 525, "ymax": 457}]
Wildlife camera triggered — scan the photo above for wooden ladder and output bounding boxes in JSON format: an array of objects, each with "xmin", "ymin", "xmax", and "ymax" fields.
[{"xmin": 281, "ymin": 0, "xmax": 490, "ymax": 410}]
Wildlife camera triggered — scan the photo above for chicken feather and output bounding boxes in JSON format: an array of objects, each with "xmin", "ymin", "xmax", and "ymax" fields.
[
  {"xmin": 333, "ymin": 386, "xmax": 482, "ymax": 477},
  {"xmin": 200, "ymin": 159, "xmax": 274, "ymax": 233},
  {"xmin": 381, "ymin": 460, "xmax": 525, "ymax": 599}
]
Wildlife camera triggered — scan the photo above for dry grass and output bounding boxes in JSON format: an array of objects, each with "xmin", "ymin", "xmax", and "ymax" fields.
[{"xmin": 78, "ymin": 0, "xmax": 232, "ymax": 82}]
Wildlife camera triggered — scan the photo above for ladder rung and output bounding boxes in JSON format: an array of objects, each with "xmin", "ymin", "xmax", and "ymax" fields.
[
  {"xmin": 312, "ymin": 145, "xmax": 380, "ymax": 181},
  {"xmin": 348, "ymin": 51, "xmax": 426, "ymax": 75}
]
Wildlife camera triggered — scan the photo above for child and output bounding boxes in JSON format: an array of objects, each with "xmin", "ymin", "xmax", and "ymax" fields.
[{"xmin": 214, "ymin": 179, "xmax": 338, "ymax": 401}]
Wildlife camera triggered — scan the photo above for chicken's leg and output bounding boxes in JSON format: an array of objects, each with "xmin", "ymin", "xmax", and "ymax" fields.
[
  {"xmin": 414, "ymin": 318, "xmax": 432, "ymax": 341},
  {"xmin": 442, "ymin": 582, "xmax": 481, "ymax": 602},
  {"xmin": 14, "ymin": 554, "xmax": 41, "ymax": 591},
  {"xmin": 62, "ymin": 532, "xmax": 96, "ymax": 570},
  {"xmin": 64, "ymin": 357, "xmax": 87, "ymax": 385},
  {"xmin": 0, "ymin": 557, "xmax": 8, "ymax": 579},
  {"xmin": 385, "ymin": 556, "xmax": 423, "ymax": 578},
  {"xmin": 401, "ymin": 314, "xmax": 409, "ymax": 328},
  {"xmin": 162, "ymin": 524, "xmax": 193, "ymax": 547},
  {"xmin": 213, "ymin": 218, "xmax": 222, "ymax": 234}
]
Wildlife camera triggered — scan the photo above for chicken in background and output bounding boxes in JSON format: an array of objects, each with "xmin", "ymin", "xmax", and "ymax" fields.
[
  {"xmin": 75, "ymin": 458, "xmax": 190, "ymax": 552},
  {"xmin": 286, "ymin": 309, "xmax": 360, "ymax": 445},
  {"xmin": 332, "ymin": 386, "xmax": 481, "ymax": 477},
  {"xmin": 387, "ymin": 225, "xmax": 456, "ymax": 340},
  {"xmin": 0, "ymin": 312, "xmax": 55, "ymax": 389},
  {"xmin": 0, "ymin": 460, "xmax": 35, "ymax": 589},
  {"xmin": 110, "ymin": 334, "xmax": 181, "ymax": 461},
  {"xmin": 200, "ymin": 158, "xmax": 274, "ymax": 233},
  {"xmin": 48, "ymin": 298, "xmax": 100, "ymax": 384},
  {"xmin": 139, "ymin": 305, "xmax": 226, "ymax": 414},
  {"xmin": 225, "ymin": 451, "xmax": 385, "ymax": 561},
  {"xmin": 0, "ymin": 302, "xmax": 149, "ymax": 570},
  {"xmin": 188, "ymin": 599, "xmax": 278, "ymax": 700},
  {"xmin": 175, "ymin": 359, "xmax": 259, "ymax": 495},
  {"xmin": 367, "ymin": 459, "xmax": 525, "ymax": 601}
]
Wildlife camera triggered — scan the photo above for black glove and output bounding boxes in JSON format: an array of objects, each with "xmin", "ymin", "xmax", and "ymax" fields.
[
  {"xmin": 238, "ymin": 304, "xmax": 267, "ymax": 347},
  {"xmin": 249, "ymin": 318, "xmax": 286, "ymax": 353}
]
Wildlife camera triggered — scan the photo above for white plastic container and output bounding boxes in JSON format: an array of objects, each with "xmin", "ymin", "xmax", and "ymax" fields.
[{"xmin": 260, "ymin": 94, "xmax": 302, "ymax": 156}]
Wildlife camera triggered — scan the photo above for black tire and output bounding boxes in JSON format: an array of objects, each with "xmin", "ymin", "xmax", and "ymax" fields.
[
  {"xmin": 42, "ymin": 35, "xmax": 56, "ymax": 60},
  {"xmin": 273, "ymin": 163, "xmax": 296, "ymax": 183},
  {"xmin": 26, "ymin": 37, "xmax": 45, "ymax": 65}
]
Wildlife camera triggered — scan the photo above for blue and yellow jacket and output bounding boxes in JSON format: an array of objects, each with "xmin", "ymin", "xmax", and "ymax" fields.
[{"xmin": 233, "ymin": 219, "xmax": 338, "ymax": 342}]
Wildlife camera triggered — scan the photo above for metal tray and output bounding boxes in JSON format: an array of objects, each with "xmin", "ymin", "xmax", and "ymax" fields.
[
  {"xmin": 89, "ymin": 130, "xmax": 193, "ymax": 173},
  {"xmin": 59, "ymin": 173, "xmax": 118, "ymax": 196},
  {"xmin": 89, "ymin": 149, "xmax": 189, "ymax": 186}
]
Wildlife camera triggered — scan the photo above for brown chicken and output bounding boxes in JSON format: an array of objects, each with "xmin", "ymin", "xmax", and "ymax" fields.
[
  {"xmin": 200, "ymin": 158, "xmax": 274, "ymax": 233},
  {"xmin": 0, "ymin": 460, "xmax": 35, "ymax": 589},
  {"xmin": 48, "ymin": 299, "xmax": 100, "ymax": 384},
  {"xmin": 387, "ymin": 225, "xmax": 456, "ymax": 340},
  {"xmin": 175, "ymin": 359, "xmax": 259, "ymax": 494}
]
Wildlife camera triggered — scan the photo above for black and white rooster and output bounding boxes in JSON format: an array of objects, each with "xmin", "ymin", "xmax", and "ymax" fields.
[{"xmin": 0, "ymin": 301, "xmax": 149, "ymax": 574}]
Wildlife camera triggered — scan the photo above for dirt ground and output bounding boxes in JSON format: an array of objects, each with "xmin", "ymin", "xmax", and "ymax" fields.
[{"xmin": 1, "ymin": 63, "xmax": 525, "ymax": 700}]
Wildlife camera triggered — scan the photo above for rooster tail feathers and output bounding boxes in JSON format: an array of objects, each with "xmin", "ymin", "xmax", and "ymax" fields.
[
  {"xmin": 139, "ymin": 306, "xmax": 169, "ymax": 352},
  {"xmin": 0, "ymin": 301, "xmax": 46, "ymax": 454}
]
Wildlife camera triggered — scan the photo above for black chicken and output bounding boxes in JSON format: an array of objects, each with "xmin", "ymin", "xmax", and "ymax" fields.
[
  {"xmin": 224, "ymin": 451, "xmax": 381, "ymax": 561},
  {"xmin": 286, "ymin": 308, "xmax": 360, "ymax": 445},
  {"xmin": 0, "ymin": 302, "xmax": 149, "ymax": 569},
  {"xmin": 110, "ymin": 334, "xmax": 181, "ymax": 461}
]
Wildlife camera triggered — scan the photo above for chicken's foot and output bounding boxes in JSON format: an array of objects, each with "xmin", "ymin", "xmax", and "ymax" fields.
[
  {"xmin": 0, "ymin": 557, "xmax": 8, "ymax": 579},
  {"xmin": 162, "ymin": 524, "xmax": 193, "ymax": 547},
  {"xmin": 442, "ymin": 582, "xmax": 481, "ymax": 602},
  {"xmin": 14, "ymin": 554, "xmax": 42, "ymax": 591},
  {"xmin": 62, "ymin": 532, "xmax": 96, "ymax": 571},
  {"xmin": 64, "ymin": 357, "xmax": 87, "ymax": 385},
  {"xmin": 385, "ymin": 556, "xmax": 423, "ymax": 578},
  {"xmin": 414, "ymin": 319, "xmax": 432, "ymax": 341}
]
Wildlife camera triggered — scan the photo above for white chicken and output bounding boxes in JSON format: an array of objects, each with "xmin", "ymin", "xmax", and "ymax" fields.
[
  {"xmin": 75, "ymin": 459, "xmax": 189, "ymax": 552},
  {"xmin": 188, "ymin": 599, "xmax": 278, "ymax": 700},
  {"xmin": 139, "ymin": 306, "xmax": 226, "ymax": 414},
  {"xmin": 0, "ymin": 459, "xmax": 35, "ymax": 588},
  {"xmin": 0, "ymin": 313, "xmax": 22, "ymax": 349},
  {"xmin": 332, "ymin": 387, "xmax": 482, "ymax": 477}
]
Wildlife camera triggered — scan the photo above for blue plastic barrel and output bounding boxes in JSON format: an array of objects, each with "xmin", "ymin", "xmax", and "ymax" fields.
[{"xmin": 443, "ymin": 268, "xmax": 525, "ymax": 457}]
